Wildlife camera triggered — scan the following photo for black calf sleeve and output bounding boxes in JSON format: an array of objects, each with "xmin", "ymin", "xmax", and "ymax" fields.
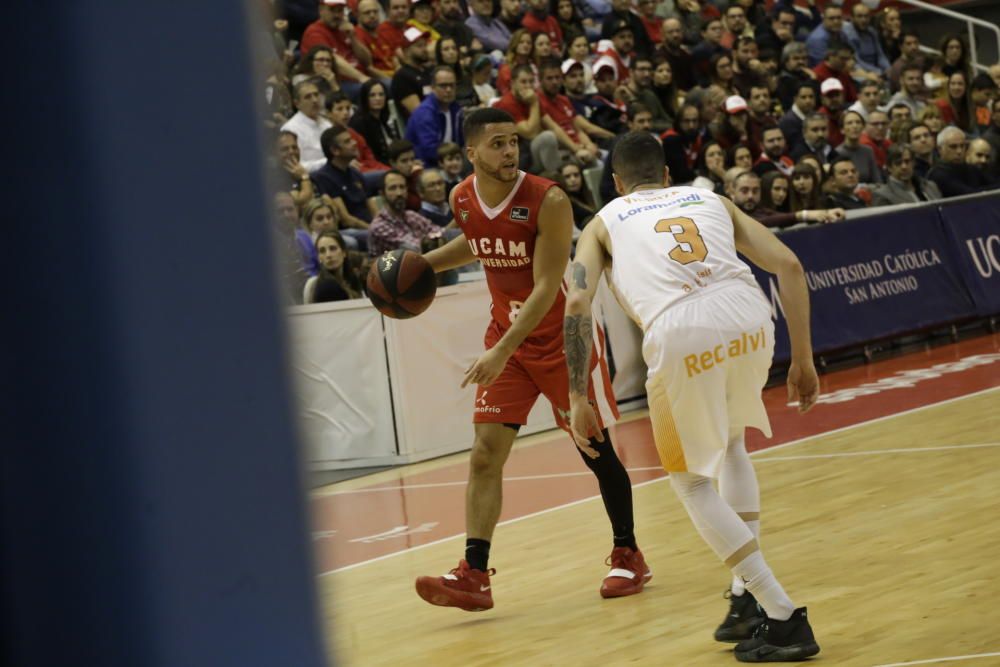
[{"xmin": 577, "ymin": 428, "xmax": 637, "ymax": 550}]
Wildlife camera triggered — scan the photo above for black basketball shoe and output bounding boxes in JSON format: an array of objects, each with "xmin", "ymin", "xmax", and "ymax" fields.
[
  {"xmin": 734, "ymin": 607, "xmax": 820, "ymax": 662},
  {"xmin": 714, "ymin": 589, "xmax": 765, "ymax": 642}
]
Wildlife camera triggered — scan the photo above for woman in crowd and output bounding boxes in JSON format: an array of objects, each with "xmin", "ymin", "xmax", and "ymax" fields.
[
  {"xmin": 303, "ymin": 230, "xmax": 365, "ymax": 304},
  {"xmin": 708, "ymin": 52, "xmax": 738, "ymax": 96},
  {"xmin": 876, "ymin": 6, "xmax": 903, "ymax": 63},
  {"xmin": 437, "ymin": 36, "xmax": 477, "ymax": 108},
  {"xmin": 790, "ymin": 162, "xmax": 823, "ymax": 212},
  {"xmin": 835, "ymin": 110, "xmax": 883, "ymax": 184},
  {"xmin": 293, "ymin": 45, "xmax": 339, "ymax": 102},
  {"xmin": 939, "ymin": 34, "xmax": 971, "ymax": 79},
  {"xmin": 552, "ymin": 0, "xmax": 583, "ymax": 50},
  {"xmin": 726, "ymin": 143, "xmax": 753, "ymax": 170},
  {"xmin": 557, "ymin": 160, "xmax": 598, "ymax": 229},
  {"xmin": 565, "ymin": 34, "xmax": 595, "ymax": 93},
  {"xmin": 918, "ymin": 105, "xmax": 945, "ymax": 135},
  {"xmin": 467, "ymin": 54, "xmax": 498, "ymax": 108},
  {"xmin": 496, "ymin": 29, "xmax": 536, "ymax": 95},
  {"xmin": 652, "ymin": 59, "xmax": 679, "ymax": 122},
  {"xmin": 533, "ymin": 32, "xmax": 554, "ymax": 69},
  {"xmin": 760, "ymin": 171, "xmax": 790, "ymax": 214},
  {"xmin": 691, "ymin": 141, "xmax": 728, "ymax": 194},
  {"xmin": 350, "ymin": 80, "xmax": 400, "ymax": 166},
  {"xmin": 935, "ymin": 70, "xmax": 974, "ymax": 133},
  {"xmin": 298, "ymin": 198, "xmax": 337, "ymax": 274},
  {"xmin": 796, "ymin": 153, "xmax": 824, "ymax": 180}
]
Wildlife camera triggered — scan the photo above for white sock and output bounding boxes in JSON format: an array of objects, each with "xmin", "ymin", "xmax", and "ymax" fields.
[
  {"xmin": 719, "ymin": 430, "xmax": 760, "ymax": 596},
  {"xmin": 731, "ymin": 551, "xmax": 795, "ymax": 621}
]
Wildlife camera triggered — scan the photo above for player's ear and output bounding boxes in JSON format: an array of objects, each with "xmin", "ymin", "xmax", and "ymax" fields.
[
  {"xmin": 613, "ymin": 173, "xmax": 625, "ymax": 196},
  {"xmin": 465, "ymin": 144, "xmax": 475, "ymax": 165},
  {"xmin": 662, "ymin": 166, "xmax": 671, "ymax": 187}
]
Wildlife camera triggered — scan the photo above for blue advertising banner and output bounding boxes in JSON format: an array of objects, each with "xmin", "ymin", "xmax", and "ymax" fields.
[
  {"xmin": 937, "ymin": 194, "xmax": 1000, "ymax": 316},
  {"xmin": 748, "ymin": 206, "xmax": 976, "ymax": 362}
]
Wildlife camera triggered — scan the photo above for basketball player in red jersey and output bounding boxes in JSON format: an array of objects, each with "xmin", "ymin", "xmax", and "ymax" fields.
[{"xmin": 415, "ymin": 108, "xmax": 650, "ymax": 612}]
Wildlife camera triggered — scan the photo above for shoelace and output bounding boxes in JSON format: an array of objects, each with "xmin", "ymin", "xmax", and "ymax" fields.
[
  {"xmin": 450, "ymin": 564, "xmax": 496, "ymax": 578},
  {"xmin": 604, "ymin": 549, "xmax": 635, "ymax": 569}
]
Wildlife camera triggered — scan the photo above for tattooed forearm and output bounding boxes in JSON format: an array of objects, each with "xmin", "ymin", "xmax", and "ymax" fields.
[
  {"xmin": 564, "ymin": 314, "xmax": 593, "ymax": 396},
  {"xmin": 571, "ymin": 261, "xmax": 588, "ymax": 290}
]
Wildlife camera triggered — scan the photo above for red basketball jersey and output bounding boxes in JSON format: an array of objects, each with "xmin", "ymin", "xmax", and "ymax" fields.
[{"xmin": 452, "ymin": 171, "xmax": 565, "ymax": 341}]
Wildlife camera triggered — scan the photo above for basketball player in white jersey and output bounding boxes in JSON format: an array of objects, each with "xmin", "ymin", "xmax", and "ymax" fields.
[{"xmin": 563, "ymin": 131, "xmax": 821, "ymax": 663}]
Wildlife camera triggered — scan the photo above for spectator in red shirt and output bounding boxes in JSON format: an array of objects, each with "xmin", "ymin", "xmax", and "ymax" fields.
[
  {"xmin": 597, "ymin": 19, "xmax": 634, "ymax": 84},
  {"xmin": 522, "ymin": 0, "xmax": 562, "ymax": 53},
  {"xmin": 859, "ymin": 110, "xmax": 892, "ymax": 170},
  {"xmin": 636, "ymin": 0, "xmax": 662, "ymax": 47},
  {"xmin": 813, "ymin": 40, "xmax": 857, "ymax": 103},
  {"xmin": 720, "ymin": 3, "xmax": 751, "ymax": 51},
  {"xmin": 355, "ymin": 0, "xmax": 397, "ymax": 77},
  {"xmin": 301, "ymin": 0, "xmax": 372, "ymax": 94},
  {"xmin": 753, "ymin": 125, "xmax": 795, "ymax": 177},
  {"xmin": 492, "ymin": 64, "xmax": 562, "ymax": 173},
  {"xmin": 377, "ymin": 0, "xmax": 412, "ymax": 59},
  {"xmin": 538, "ymin": 58, "xmax": 611, "ymax": 167}
]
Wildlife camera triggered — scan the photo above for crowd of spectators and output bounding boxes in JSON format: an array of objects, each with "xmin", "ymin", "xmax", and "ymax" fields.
[{"xmin": 264, "ymin": 0, "xmax": 1000, "ymax": 304}]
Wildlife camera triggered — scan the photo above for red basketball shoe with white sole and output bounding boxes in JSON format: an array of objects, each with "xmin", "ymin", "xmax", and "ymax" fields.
[
  {"xmin": 415, "ymin": 559, "xmax": 496, "ymax": 611},
  {"xmin": 600, "ymin": 547, "xmax": 652, "ymax": 598}
]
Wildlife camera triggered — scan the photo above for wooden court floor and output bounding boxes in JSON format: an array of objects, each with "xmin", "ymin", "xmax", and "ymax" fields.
[{"xmin": 315, "ymin": 340, "xmax": 1000, "ymax": 666}]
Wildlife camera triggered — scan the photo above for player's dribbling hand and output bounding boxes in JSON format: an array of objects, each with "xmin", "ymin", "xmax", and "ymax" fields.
[
  {"xmin": 787, "ymin": 360, "xmax": 820, "ymax": 414},
  {"xmin": 569, "ymin": 399, "xmax": 602, "ymax": 459},
  {"xmin": 461, "ymin": 347, "xmax": 511, "ymax": 388}
]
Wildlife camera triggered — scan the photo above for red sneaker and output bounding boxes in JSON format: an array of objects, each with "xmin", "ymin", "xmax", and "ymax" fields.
[
  {"xmin": 600, "ymin": 547, "xmax": 652, "ymax": 598},
  {"xmin": 415, "ymin": 559, "xmax": 496, "ymax": 611}
]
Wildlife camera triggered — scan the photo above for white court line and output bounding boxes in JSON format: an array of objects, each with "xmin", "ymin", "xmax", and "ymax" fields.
[
  {"xmin": 321, "ymin": 442, "xmax": 1000, "ymax": 495},
  {"xmin": 872, "ymin": 651, "xmax": 1000, "ymax": 666},
  {"xmin": 319, "ymin": 385, "xmax": 1000, "ymax": 575}
]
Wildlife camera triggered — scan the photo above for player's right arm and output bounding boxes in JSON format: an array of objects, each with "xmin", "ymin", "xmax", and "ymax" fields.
[
  {"xmin": 423, "ymin": 189, "xmax": 476, "ymax": 272},
  {"xmin": 721, "ymin": 196, "xmax": 819, "ymax": 413},
  {"xmin": 564, "ymin": 217, "xmax": 612, "ymax": 456}
]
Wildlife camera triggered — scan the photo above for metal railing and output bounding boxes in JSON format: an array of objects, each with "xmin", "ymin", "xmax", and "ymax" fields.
[{"xmin": 896, "ymin": 0, "xmax": 1000, "ymax": 72}]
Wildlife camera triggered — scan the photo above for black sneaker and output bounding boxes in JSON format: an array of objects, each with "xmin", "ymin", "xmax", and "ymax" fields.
[
  {"xmin": 714, "ymin": 590, "xmax": 765, "ymax": 643},
  {"xmin": 734, "ymin": 607, "xmax": 820, "ymax": 662}
]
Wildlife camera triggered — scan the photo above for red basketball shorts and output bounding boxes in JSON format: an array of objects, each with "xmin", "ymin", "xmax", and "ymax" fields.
[{"xmin": 473, "ymin": 320, "xmax": 620, "ymax": 432}]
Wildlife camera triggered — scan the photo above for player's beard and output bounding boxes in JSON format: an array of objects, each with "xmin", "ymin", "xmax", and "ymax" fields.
[{"xmin": 476, "ymin": 155, "xmax": 519, "ymax": 183}]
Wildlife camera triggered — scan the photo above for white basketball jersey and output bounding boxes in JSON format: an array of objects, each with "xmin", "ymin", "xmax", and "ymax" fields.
[{"xmin": 598, "ymin": 186, "xmax": 760, "ymax": 330}]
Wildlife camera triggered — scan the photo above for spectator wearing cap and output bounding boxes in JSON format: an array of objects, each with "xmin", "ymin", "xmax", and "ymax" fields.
[
  {"xmin": 790, "ymin": 113, "xmax": 833, "ymax": 164},
  {"xmin": 601, "ymin": 0, "xmax": 653, "ymax": 59},
  {"xmin": 466, "ymin": 0, "xmax": 512, "ymax": 54},
  {"xmin": 562, "ymin": 59, "xmax": 591, "ymax": 117},
  {"xmin": 872, "ymin": 144, "xmax": 942, "ymax": 206},
  {"xmin": 833, "ymin": 109, "xmax": 882, "ymax": 184},
  {"xmin": 538, "ymin": 58, "xmax": 608, "ymax": 166},
  {"xmin": 597, "ymin": 19, "xmax": 634, "ymax": 84},
  {"xmin": 469, "ymin": 55, "xmax": 498, "ymax": 106},
  {"xmin": 408, "ymin": 0, "xmax": 442, "ymax": 41},
  {"xmin": 522, "ymin": 0, "xmax": 563, "ymax": 53},
  {"xmin": 842, "ymin": 2, "xmax": 890, "ymax": 77},
  {"xmin": 778, "ymin": 82, "xmax": 817, "ymax": 151},
  {"xmin": 710, "ymin": 95, "xmax": 750, "ymax": 151},
  {"xmin": 355, "ymin": 0, "xmax": 398, "ymax": 78},
  {"xmin": 859, "ymin": 110, "xmax": 892, "ymax": 170},
  {"xmin": 616, "ymin": 55, "xmax": 670, "ymax": 133},
  {"xmin": 492, "ymin": 64, "xmax": 563, "ymax": 173},
  {"xmin": 656, "ymin": 18, "xmax": 696, "ymax": 92},
  {"xmin": 301, "ymin": 0, "xmax": 373, "ymax": 93},
  {"xmin": 378, "ymin": 0, "xmax": 412, "ymax": 58},
  {"xmin": 818, "ymin": 76, "xmax": 847, "ymax": 147},
  {"xmin": 805, "ymin": 4, "xmax": 846, "ymax": 67},
  {"xmin": 813, "ymin": 41, "xmax": 857, "ymax": 104},
  {"xmin": 434, "ymin": 0, "xmax": 476, "ymax": 49},
  {"xmin": 565, "ymin": 34, "xmax": 596, "ymax": 94},
  {"xmin": 391, "ymin": 27, "xmax": 433, "ymax": 120},
  {"xmin": 583, "ymin": 59, "xmax": 628, "ymax": 134},
  {"xmin": 405, "ymin": 66, "xmax": 466, "ymax": 166},
  {"xmin": 775, "ymin": 42, "xmax": 818, "ymax": 111},
  {"xmin": 282, "ymin": 80, "xmax": 334, "ymax": 172},
  {"xmin": 887, "ymin": 64, "xmax": 928, "ymax": 119},
  {"xmin": 753, "ymin": 125, "xmax": 795, "ymax": 177}
]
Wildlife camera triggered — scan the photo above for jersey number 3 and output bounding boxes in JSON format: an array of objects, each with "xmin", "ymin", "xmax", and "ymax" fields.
[{"xmin": 655, "ymin": 217, "xmax": 708, "ymax": 265}]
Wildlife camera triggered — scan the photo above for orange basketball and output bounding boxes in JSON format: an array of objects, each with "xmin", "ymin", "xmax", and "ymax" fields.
[{"xmin": 367, "ymin": 249, "xmax": 437, "ymax": 319}]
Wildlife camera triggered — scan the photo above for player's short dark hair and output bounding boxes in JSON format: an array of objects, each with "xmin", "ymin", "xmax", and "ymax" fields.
[
  {"xmin": 611, "ymin": 131, "xmax": 665, "ymax": 191},
  {"xmin": 387, "ymin": 139, "xmax": 415, "ymax": 162},
  {"xmin": 463, "ymin": 107, "xmax": 516, "ymax": 144},
  {"xmin": 538, "ymin": 57, "xmax": 563, "ymax": 76},
  {"xmin": 320, "ymin": 125, "xmax": 351, "ymax": 159},
  {"xmin": 830, "ymin": 156, "xmax": 856, "ymax": 174}
]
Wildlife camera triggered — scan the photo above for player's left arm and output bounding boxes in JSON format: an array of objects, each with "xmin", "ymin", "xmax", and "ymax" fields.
[
  {"xmin": 461, "ymin": 187, "xmax": 573, "ymax": 388},
  {"xmin": 563, "ymin": 217, "xmax": 611, "ymax": 455}
]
